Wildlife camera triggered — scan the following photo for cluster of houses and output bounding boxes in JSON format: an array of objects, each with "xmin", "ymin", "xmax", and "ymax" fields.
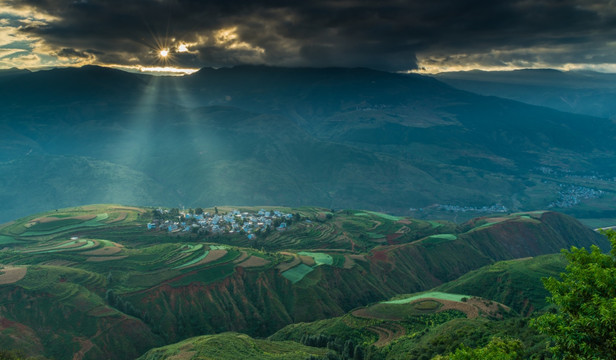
[
  {"xmin": 147, "ymin": 208, "xmax": 295, "ymax": 239},
  {"xmin": 436, "ymin": 204, "xmax": 509, "ymax": 213},
  {"xmin": 549, "ymin": 184, "xmax": 604, "ymax": 208}
]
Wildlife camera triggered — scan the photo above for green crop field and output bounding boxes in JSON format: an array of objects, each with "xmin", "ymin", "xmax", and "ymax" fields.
[
  {"xmin": 421, "ymin": 234, "xmax": 458, "ymax": 245},
  {"xmin": 180, "ymin": 244, "xmax": 203, "ymax": 253},
  {"xmin": 0, "ymin": 235, "xmax": 19, "ymax": 245},
  {"xmin": 21, "ymin": 213, "xmax": 109, "ymax": 237},
  {"xmin": 429, "ymin": 234, "xmax": 457, "ymax": 240},
  {"xmin": 36, "ymin": 240, "xmax": 97, "ymax": 253},
  {"xmin": 363, "ymin": 211, "xmax": 402, "ymax": 221},
  {"xmin": 384, "ymin": 291, "xmax": 469, "ymax": 304},
  {"xmin": 26, "ymin": 218, "xmax": 87, "ymax": 232},
  {"xmin": 173, "ymin": 250, "xmax": 210, "ymax": 269},
  {"xmin": 297, "ymin": 252, "xmax": 333, "ymax": 266},
  {"xmin": 282, "ymin": 264, "xmax": 314, "ymax": 283}
]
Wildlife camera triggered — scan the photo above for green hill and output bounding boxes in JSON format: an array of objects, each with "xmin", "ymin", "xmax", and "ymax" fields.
[
  {"xmin": 436, "ymin": 254, "xmax": 567, "ymax": 315},
  {"xmin": 270, "ymin": 254, "xmax": 571, "ymax": 359},
  {"xmin": 136, "ymin": 332, "xmax": 331, "ymax": 360},
  {"xmin": 0, "ymin": 205, "xmax": 605, "ymax": 359}
]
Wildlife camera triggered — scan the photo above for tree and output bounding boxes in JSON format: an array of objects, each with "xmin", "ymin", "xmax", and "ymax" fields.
[
  {"xmin": 195, "ymin": 207, "xmax": 203, "ymax": 215},
  {"xmin": 432, "ymin": 337, "xmax": 523, "ymax": 360},
  {"xmin": 531, "ymin": 230, "xmax": 616, "ymax": 359}
]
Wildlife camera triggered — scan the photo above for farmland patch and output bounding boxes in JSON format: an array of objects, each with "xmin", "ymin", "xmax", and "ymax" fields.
[
  {"xmin": 299, "ymin": 255, "xmax": 315, "ymax": 266},
  {"xmin": 421, "ymin": 234, "xmax": 457, "ymax": 246},
  {"xmin": 105, "ymin": 212, "xmax": 127, "ymax": 223},
  {"xmin": 297, "ymin": 252, "xmax": 333, "ymax": 266},
  {"xmin": 0, "ymin": 266, "xmax": 27, "ymax": 285},
  {"xmin": 277, "ymin": 253, "xmax": 301, "ymax": 272},
  {"xmin": 384, "ymin": 291, "xmax": 469, "ymax": 304},
  {"xmin": 364, "ymin": 211, "xmax": 402, "ymax": 221},
  {"xmin": 26, "ymin": 239, "xmax": 99, "ymax": 254},
  {"xmin": 0, "ymin": 235, "xmax": 19, "ymax": 245},
  {"xmin": 173, "ymin": 251, "xmax": 210, "ymax": 269},
  {"xmin": 233, "ymin": 251, "xmax": 249, "ymax": 263},
  {"xmin": 236, "ymin": 256, "xmax": 270, "ymax": 268},
  {"xmin": 21, "ymin": 213, "xmax": 109, "ymax": 236},
  {"xmin": 86, "ymin": 256, "xmax": 127, "ymax": 262},
  {"xmin": 281, "ymin": 264, "xmax": 314, "ymax": 284},
  {"xmin": 81, "ymin": 246, "xmax": 122, "ymax": 256},
  {"xmin": 198, "ymin": 250, "xmax": 228, "ymax": 265}
]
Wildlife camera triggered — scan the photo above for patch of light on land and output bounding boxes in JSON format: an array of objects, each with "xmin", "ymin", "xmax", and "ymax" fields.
[
  {"xmin": 140, "ymin": 66, "xmax": 199, "ymax": 75},
  {"xmin": 409, "ymin": 62, "xmax": 616, "ymax": 74},
  {"xmin": 108, "ymin": 64, "xmax": 198, "ymax": 76}
]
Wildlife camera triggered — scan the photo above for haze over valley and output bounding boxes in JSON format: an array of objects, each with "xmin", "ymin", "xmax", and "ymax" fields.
[{"xmin": 2, "ymin": 66, "xmax": 616, "ymax": 227}]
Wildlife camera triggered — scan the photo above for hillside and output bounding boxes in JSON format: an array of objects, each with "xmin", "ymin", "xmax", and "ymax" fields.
[
  {"xmin": 435, "ymin": 254, "xmax": 567, "ymax": 315},
  {"xmin": 2, "ymin": 66, "xmax": 616, "ymax": 224},
  {"xmin": 136, "ymin": 332, "xmax": 332, "ymax": 360},
  {"xmin": 270, "ymin": 254, "xmax": 573, "ymax": 359},
  {"xmin": 0, "ymin": 205, "xmax": 606, "ymax": 359}
]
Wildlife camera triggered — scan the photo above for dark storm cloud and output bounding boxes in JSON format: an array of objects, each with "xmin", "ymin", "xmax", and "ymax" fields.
[{"xmin": 5, "ymin": 0, "xmax": 616, "ymax": 71}]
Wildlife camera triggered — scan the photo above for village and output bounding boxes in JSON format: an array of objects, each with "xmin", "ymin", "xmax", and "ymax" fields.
[{"xmin": 146, "ymin": 208, "xmax": 299, "ymax": 239}]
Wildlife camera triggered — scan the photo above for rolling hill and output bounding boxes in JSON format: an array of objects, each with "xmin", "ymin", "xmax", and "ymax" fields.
[
  {"xmin": 2, "ymin": 66, "xmax": 616, "ymax": 224},
  {"xmin": 0, "ymin": 204, "xmax": 606, "ymax": 359},
  {"xmin": 269, "ymin": 254, "xmax": 571, "ymax": 359}
]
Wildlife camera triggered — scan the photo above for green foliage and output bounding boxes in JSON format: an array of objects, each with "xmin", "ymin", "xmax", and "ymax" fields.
[
  {"xmin": 282, "ymin": 264, "xmax": 314, "ymax": 283},
  {"xmin": 136, "ymin": 332, "xmax": 331, "ymax": 360},
  {"xmin": 432, "ymin": 337, "xmax": 524, "ymax": 360},
  {"xmin": 436, "ymin": 254, "xmax": 568, "ymax": 314},
  {"xmin": 0, "ymin": 349, "xmax": 41, "ymax": 360},
  {"xmin": 532, "ymin": 230, "xmax": 616, "ymax": 359}
]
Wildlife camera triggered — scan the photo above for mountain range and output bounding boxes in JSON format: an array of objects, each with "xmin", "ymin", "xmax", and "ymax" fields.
[{"xmin": 1, "ymin": 66, "xmax": 616, "ymax": 226}]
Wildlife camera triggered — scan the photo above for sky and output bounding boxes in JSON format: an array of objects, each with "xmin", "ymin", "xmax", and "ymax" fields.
[{"xmin": 1, "ymin": 0, "xmax": 616, "ymax": 74}]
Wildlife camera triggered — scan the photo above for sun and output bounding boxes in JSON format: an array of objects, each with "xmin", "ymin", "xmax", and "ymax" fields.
[{"xmin": 159, "ymin": 49, "xmax": 169, "ymax": 57}]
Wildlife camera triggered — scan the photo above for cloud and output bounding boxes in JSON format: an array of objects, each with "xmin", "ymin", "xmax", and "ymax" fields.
[
  {"xmin": 1, "ymin": 0, "xmax": 615, "ymax": 71},
  {"xmin": 0, "ymin": 53, "xmax": 42, "ymax": 68}
]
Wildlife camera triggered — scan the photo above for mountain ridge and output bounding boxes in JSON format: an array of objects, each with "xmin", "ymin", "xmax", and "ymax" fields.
[{"xmin": 2, "ymin": 66, "xmax": 616, "ymax": 225}]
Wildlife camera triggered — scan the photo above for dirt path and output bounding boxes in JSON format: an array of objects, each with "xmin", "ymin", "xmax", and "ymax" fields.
[{"xmin": 368, "ymin": 220, "xmax": 382, "ymax": 231}]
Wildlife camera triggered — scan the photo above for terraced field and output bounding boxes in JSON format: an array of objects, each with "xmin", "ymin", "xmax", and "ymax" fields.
[{"xmin": 0, "ymin": 205, "xmax": 597, "ymax": 360}]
